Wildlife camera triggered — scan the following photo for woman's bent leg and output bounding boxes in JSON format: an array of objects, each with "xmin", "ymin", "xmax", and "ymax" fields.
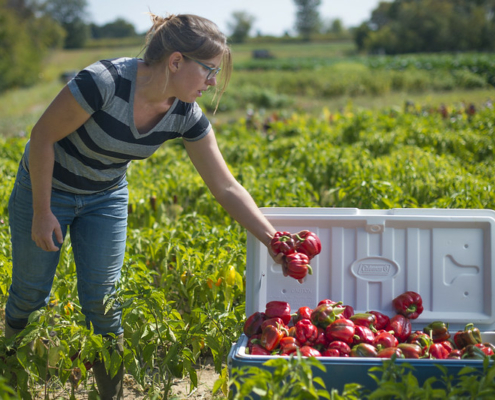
[{"xmin": 70, "ymin": 183, "xmax": 128, "ymax": 336}]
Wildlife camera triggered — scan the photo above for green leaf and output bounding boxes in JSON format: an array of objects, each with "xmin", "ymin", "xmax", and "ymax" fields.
[
  {"xmin": 16, "ymin": 347, "xmax": 29, "ymax": 369},
  {"xmin": 48, "ymin": 345, "xmax": 62, "ymax": 367},
  {"xmin": 109, "ymin": 349, "xmax": 122, "ymax": 379},
  {"xmin": 142, "ymin": 342, "xmax": 155, "ymax": 364},
  {"xmin": 188, "ymin": 368, "xmax": 198, "ymax": 389},
  {"xmin": 212, "ymin": 378, "xmax": 224, "ymax": 395},
  {"xmin": 313, "ymin": 376, "xmax": 326, "ymax": 389},
  {"xmin": 163, "ymin": 343, "xmax": 179, "ymax": 368}
]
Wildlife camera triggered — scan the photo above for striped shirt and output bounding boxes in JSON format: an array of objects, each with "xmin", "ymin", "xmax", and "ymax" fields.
[{"xmin": 23, "ymin": 57, "xmax": 211, "ymax": 194}]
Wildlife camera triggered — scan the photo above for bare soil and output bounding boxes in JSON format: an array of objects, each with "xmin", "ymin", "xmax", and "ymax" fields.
[{"xmin": 56, "ymin": 362, "xmax": 222, "ymax": 399}]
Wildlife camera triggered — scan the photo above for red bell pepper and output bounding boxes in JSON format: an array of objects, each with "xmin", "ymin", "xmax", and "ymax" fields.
[
  {"xmin": 423, "ymin": 321, "xmax": 451, "ymax": 343},
  {"xmin": 265, "ymin": 301, "xmax": 292, "ymax": 325},
  {"xmin": 270, "ymin": 231, "xmax": 296, "ymax": 256},
  {"xmin": 377, "ymin": 347, "xmax": 404, "ymax": 359},
  {"xmin": 461, "ymin": 344, "xmax": 487, "ymax": 359},
  {"xmin": 318, "ymin": 299, "xmax": 340, "ymax": 306},
  {"xmin": 342, "ymin": 305, "xmax": 355, "ymax": 319},
  {"xmin": 292, "ymin": 306, "xmax": 313, "ymax": 324},
  {"xmin": 260, "ymin": 324, "xmax": 286, "ymax": 352},
  {"xmin": 299, "ymin": 345, "xmax": 322, "ymax": 357},
  {"xmin": 353, "ymin": 325, "xmax": 375, "ymax": 345},
  {"xmin": 453, "ymin": 323, "xmax": 482, "ymax": 349},
  {"xmin": 327, "ymin": 340, "xmax": 351, "ymax": 357},
  {"xmin": 392, "ymin": 291, "xmax": 424, "ymax": 320},
  {"xmin": 325, "ymin": 318, "xmax": 356, "ymax": 344},
  {"xmin": 368, "ymin": 311, "xmax": 390, "ymax": 330},
  {"xmin": 285, "ymin": 252, "xmax": 312, "ymax": 280},
  {"xmin": 260, "ymin": 317, "xmax": 286, "ymax": 332},
  {"xmin": 407, "ymin": 331, "xmax": 432, "ymax": 350},
  {"xmin": 474, "ymin": 343, "xmax": 494, "ymax": 356},
  {"xmin": 249, "ymin": 343, "xmax": 272, "ymax": 355},
  {"xmin": 482, "ymin": 342, "xmax": 495, "ymax": 354},
  {"xmin": 247, "ymin": 334, "xmax": 261, "ymax": 353},
  {"xmin": 350, "ymin": 343, "xmax": 378, "ymax": 357},
  {"xmin": 313, "ymin": 327, "xmax": 329, "ymax": 349},
  {"xmin": 448, "ymin": 349, "xmax": 463, "ymax": 359},
  {"xmin": 294, "ymin": 319, "xmax": 318, "ymax": 346},
  {"xmin": 386, "ymin": 314, "xmax": 412, "ymax": 343},
  {"xmin": 310, "ymin": 303, "xmax": 345, "ymax": 328},
  {"xmin": 373, "ymin": 331, "xmax": 398, "ymax": 349},
  {"xmin": 438, "ymin": 340, "xmax": 454, "ymax": 353},
  {"xmin": 288, "ymin": 326, "xmax": 297, "ymax": 338},
  {"xmin": 293, "ymin": 230, "xmax": 322, "ymax": 260},
  {"xmin": 397, "ymin": 343, "xmax": 423, "ymax": 359},
  {"xmin": 427, "ymin": 342, "xmax": 450, "ymax": 359},
  {"xmin": 321, "ymin": 348, "xmax": 340, "ymax": 357},
  {"xmin": 243, "ymin": 311, "xmax": 266, "ymax": 337},
  {"xmin": 279, "ymin": 336, "xmax": 300, "ymax": 356},
  {"xmin": 350, "ymin": 313, "xmax": 377, "ymax": 331}
]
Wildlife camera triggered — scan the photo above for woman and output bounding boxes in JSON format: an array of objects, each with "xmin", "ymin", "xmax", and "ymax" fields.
[{"xmin": 5, "ymin": 13, "xmax": 284, "ymax": 399}]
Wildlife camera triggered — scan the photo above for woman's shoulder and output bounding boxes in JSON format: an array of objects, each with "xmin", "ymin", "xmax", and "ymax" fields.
[
  {"xmin": 85, "ymin": 57, "xmax": 137, "ymax": 79},
  {"xmin": 171, "ymin": 100, "xmax": 203, "ymax": 117}
]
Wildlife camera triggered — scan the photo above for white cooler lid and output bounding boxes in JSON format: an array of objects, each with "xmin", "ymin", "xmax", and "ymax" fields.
[{"xmin": 245, "ymin": 208, "xmax": 495, "ymax": 332}]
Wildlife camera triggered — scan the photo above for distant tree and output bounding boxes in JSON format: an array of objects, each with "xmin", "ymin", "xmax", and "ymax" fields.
[
  {"xmin": 356, "ymin": 0, "xmax": 495, "ymax": 54},
  {"xmin": 328, "ymin": 18, "xmax": 344, "ymax": 34},
  {"xmin": 0, "ymin": 0, "xmax": 65, "ymax": 91},
  {"xmin": 293, "ymin": 0, "xmax": 322, "ymax": 40},
  {"xmin": 227, "ymin": 11, "xmax": 255, "ymax": 43},
  {"xmin": 91, "ymin": 18, "xmax": 137, "ymax": 39},
  {"xmin": 42, "ymin": 0, "xmax": 89, "ymax": 48},
  {"xmin": 353, "ymin": 22, "xmax": 372, "ymax": 52}
]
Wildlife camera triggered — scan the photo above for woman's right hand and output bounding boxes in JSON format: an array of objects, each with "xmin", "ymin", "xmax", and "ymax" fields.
[{"xmin": 31, "ymin": 211, "xmax": 64, "ymax": 252}]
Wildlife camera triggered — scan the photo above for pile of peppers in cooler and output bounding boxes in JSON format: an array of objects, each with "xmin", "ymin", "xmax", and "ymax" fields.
[
  {"xmin": 243, "ymin": 291, "xmax": 494, "ymax": 360},
  {"xmin": 270, "ymin": 230, "xmax": 322, "ymax": 282}
]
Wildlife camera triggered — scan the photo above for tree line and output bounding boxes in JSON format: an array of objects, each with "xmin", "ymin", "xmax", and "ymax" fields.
[
  {"xmin": 0, "ymin": 0, "xmax": 140, "ymax": 92},
  {"xmin": 1, "ymin": 0, "xmax": 495, "ymax": 94},
  {"xmin": 355, "ymin": 0, "xmax": 495, "ymax": 54}
]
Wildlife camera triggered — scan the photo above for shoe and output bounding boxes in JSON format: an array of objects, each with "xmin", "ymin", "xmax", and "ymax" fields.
[{"xmin": 93, "ymin": 334, "xmax": 124, "ymax": 400}]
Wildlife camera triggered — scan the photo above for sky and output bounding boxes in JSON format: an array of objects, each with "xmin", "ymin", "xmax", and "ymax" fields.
[{"xmin": 86, "ymin": 0, "xmax": 385, "ymax": 36}]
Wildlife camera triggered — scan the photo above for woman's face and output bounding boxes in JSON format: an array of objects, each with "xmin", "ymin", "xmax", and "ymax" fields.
[{"xmin": 172, "ymin": 53, "xmax": 223, "ymax": 103}]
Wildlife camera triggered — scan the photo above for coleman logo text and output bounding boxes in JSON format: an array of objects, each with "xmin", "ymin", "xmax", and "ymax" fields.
[{"xmin": 358, "ymin": 263, "xmax": 391, "ymax": 275}]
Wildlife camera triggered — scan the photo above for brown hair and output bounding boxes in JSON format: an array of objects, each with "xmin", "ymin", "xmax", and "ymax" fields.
[{"xmin": 143, "ymin": 13, "xmax": 232, "ymax": 111}]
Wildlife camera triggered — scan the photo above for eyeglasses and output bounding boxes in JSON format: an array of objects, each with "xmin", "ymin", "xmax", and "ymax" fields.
[{"xmin": 183, "ymin": 55, "xmax": 221, "ymax": 80}]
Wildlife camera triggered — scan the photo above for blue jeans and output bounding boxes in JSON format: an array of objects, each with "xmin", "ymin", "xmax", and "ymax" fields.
[{"xmin": 6, "ymin": 163, "xmax": 128, "ymax": 336}]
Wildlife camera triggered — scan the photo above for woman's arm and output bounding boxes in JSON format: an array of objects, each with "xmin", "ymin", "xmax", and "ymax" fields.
[
  {"xmin": 183, "ymin": 129, "xmax": 281, "ymax": 256},
  {"xmin": 29, "ymin": 85, "xmax": 91, "ymax": 251}
]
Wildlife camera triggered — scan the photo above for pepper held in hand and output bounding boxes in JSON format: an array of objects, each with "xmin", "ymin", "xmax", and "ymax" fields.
[
  {"xmin": 285, "ymin": 252, "xmax": 313, "ymax": 280},
  {"xmin": 293, "ymin": 230, "xmax": 322, "ymax": 260},
  {"xmin": 270, "ymin": 231, "xmax": 296, "ymax": 256}
]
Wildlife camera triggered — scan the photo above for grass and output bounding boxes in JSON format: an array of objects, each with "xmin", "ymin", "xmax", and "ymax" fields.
[{"xmin": 230, "ymin": 40, "xmax": 357, "ymax": 62}]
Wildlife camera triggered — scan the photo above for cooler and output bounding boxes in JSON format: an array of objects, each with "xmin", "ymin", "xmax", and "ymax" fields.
[{"xmin": 228, "ymin": 207, "xmax": 495, "ymax": 392}]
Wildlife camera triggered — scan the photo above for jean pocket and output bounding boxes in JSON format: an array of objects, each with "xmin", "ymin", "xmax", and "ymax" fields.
[{"xmin": 16, "ymin": 162, "xmax": 32, "ymax": 191}]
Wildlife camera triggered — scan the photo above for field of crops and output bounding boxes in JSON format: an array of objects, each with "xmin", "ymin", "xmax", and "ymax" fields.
[
  {"xmin": 2, "ymin": 41, "xmax": 495, "ymax": 135},
  {"xmin": 0, "ymin": 95, "xmax": 495, "ymax": 398},
  {"xmin": 1, "ymin": 40, "xmax": 495, "ymax": 398}
]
